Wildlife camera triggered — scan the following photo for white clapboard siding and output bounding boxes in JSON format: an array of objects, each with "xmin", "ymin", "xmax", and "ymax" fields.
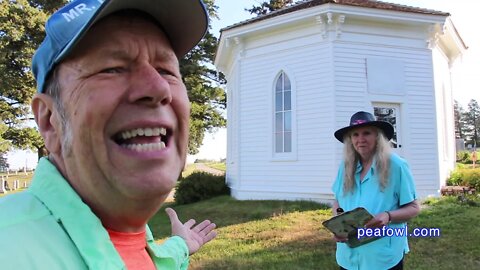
[{"xmin": 217, "ymin": 2, "xmax": 463, "ymax": 202}]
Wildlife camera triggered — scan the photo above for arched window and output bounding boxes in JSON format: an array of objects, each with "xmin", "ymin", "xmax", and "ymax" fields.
[{"xmin": 274, "ymin": 72, "xmax": 292, "ymax": 153}]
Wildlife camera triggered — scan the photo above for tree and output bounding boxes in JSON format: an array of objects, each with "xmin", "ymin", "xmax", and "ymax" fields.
[
  {"xmin": 182, "ymin": 0, "xmax": 227, "ymax": 154},
  {"xmin": 463, "ymin": 99, "xmax": 480, "ymax": 147},
  {"xmin": 0, "ymin": 122, "xmax": 11, "ymax": 154},
  {"xmin": 0, "ymin": 121, "xmax": 10, "ymax": 172},
  {"xmin": 454, "ymin": 100, "xmax": 467, "ymax": 139},
  {"xmin": 246, "ymin": 0, "xmax": 296, "ymax": 15},
  {"xmin": 0, "ymin": 154, "xmax": 8, "ymax": 172},
  {"xmin": 1, "ymin": 0, "xmax": 226, "ymax": 157},
  {"xmin": 0, "ymin": 0, "xmax": 67, "ymax": 159}
]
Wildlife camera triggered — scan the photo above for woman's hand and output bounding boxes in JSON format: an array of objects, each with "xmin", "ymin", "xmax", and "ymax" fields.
[
  {"xmin": 333, "ymin": 234, "xmax": 348, "ymax": 243},
  {"xmin": 364, "ymin": 212, "xmax": 390, "ymax": 228}
]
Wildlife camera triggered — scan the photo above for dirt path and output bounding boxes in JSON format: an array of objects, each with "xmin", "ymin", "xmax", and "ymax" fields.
[{"xmin": 194, "ymin": 163, "xmax": 225, "ymax": 176}]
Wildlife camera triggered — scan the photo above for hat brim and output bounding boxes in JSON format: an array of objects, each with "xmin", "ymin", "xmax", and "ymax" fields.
[
  {"xmin": 58, "ymin": 0, "xmax": 208, "ymax": 62},
  {"xmin": 334, "ymin": 121, "xmax": 394, "ymax": 143}
]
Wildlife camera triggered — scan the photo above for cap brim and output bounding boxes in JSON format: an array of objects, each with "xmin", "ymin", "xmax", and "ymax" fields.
[
  {"xmin": 57, "ymin": 0, "xmax": 208, "ymax": 63},
  {"xmin": 334, "ymin": 122, "xmax": 394, "ymax": 143}
]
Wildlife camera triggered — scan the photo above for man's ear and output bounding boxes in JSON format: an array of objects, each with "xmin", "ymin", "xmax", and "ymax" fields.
[{"xmin": 31, "ymin": 93, "xmax": 62, "ymax": 155}]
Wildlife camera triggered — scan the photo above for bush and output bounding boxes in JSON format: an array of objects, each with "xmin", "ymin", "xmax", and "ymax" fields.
[
  {"xmin": 174, "ymin": 172, "xmax": 230, "ymax": 205},
  {"xmin": 446, "ymin": 168, "xmax": 480, "ymax": 190},
  {"xmin": 461, "ymin": 169, "xmax": 480, "ymax": 191},
  {"xmin": 456, "ymin": 151, "xmax": 472, "ymax": 164},
  {"xmin": 446, "ymin": 170, "xmax": 463, "ymax": 186}
]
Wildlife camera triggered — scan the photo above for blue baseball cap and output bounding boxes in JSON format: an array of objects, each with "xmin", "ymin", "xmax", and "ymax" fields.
[{"xmin": 32, "ymin": 0, "xmax": 209, "ymax": 93}]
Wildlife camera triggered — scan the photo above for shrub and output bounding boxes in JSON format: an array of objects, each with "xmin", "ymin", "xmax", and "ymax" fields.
[
  {"xmin": 446, "ymin": 170, "xmax": 463, "ymax": 186},
  {"xmin": 175, "ymin": 172, "xmax": 230, "ymax": 205},
  {"xmin": 446, "ymin": 167, "xmax": 480, "ymax": 191},
  {"xmin": 456, "ymin": 151, "xmax": 472, "ymax": 164},
  {"xmin": 461, "ymin": 169, "xmax": 480, "ymax": 191}
]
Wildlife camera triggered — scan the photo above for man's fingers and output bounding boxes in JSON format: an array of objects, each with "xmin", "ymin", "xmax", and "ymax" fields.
[
  {"xmin": 165, "ymin": 207, "xmax": 180, "ymax": 224},
  {"xmin": 192, "ymin": 220, "xmax": 213, "ymax": 233},
  {"xmin": 184, "ymin": 218, "xmax": 196, "ymax": 229},
  {"xmin": 199, "ymin": 222, "xmax": 217, "ymax": 237},
  {"xmin": 203, "ymin": 230, "xmax": 217, "ymax": 243}
]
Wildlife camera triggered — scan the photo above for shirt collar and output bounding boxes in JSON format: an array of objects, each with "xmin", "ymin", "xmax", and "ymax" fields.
[
  {"xmin": 355, "ymin": 159, "xmax": 376, "ymax": 175},
  {"xmin": 29, "ymin": 158, "xmax": 125, "ymax": 269}
]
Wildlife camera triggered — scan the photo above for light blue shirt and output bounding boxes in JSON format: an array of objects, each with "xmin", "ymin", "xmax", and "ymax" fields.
[
  {"xmin": 0, "ymin": 157, "xmax": 189, "ymax": 269},
  {"xmin": 332, "ymin": 153, "xmax": 417, "ymax": 270}
]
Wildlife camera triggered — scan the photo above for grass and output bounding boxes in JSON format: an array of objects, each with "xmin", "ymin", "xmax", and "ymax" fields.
[
  {"xmin": 405, "ymin": 196, "xmax": 480, "ymax": 269},
  {"xmin": 149, "ymin": 195, "xmax": 480, "ymax": 270},
  {"xmin": 204, "ymin": 162, "xmax": 226, "ymax": 172},
  {"xmin": 0, "ymin": 172, "xmax": 33, "ymax": 197},
  {"xmin": 182, "ymin": 164, "xmax": 197, "ymax": 178},
  {"xmin": 4, "ymin": 171, "xmax": 480, "ymax": 268}
]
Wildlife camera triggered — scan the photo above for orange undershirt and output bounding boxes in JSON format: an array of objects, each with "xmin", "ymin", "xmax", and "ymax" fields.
[{"xmin": 107, "ymin": 229, "xmax": 156, "ymax": 270}]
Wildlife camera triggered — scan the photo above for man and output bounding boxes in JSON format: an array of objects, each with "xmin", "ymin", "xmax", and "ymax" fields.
[{"xmin": 0, "ymin": 0, "xmax": 216, "ymax": 269}]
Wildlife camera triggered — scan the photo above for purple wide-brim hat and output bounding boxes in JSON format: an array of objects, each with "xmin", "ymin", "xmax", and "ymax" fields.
[{"xmin": 334, "ymin": 111, "xmax": 394, "ymax": 143}]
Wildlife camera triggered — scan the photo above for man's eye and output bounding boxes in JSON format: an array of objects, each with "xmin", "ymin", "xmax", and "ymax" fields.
[
  {"xmin": 157, "ymin": 68, "xmax": 176, "ymax": 77},
  {"xmin": 100, "ymin": 67, "xmax": 124, "ymax": 74}
]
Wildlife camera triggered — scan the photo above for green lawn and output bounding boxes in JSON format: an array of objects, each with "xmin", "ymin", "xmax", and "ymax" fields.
[
  {"xmin": 204, "ymin": 162, "xmax": 226, "ymax": 172},
  {"xmin": 149, "ymin": 195, "xmax": 480, "ymax": 270},
  {"xmin": 0, "ymin": 172, "xmax": 33, "ymax": 197},
  {"xmin": 3, "ymin": 171, "xmax": 479, "ymax": 269}
]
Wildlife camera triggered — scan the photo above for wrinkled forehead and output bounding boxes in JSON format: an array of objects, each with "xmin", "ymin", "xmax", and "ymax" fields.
[{"xmin": 64, "ymin": 10, "xmax": 176, "ymax": 62}]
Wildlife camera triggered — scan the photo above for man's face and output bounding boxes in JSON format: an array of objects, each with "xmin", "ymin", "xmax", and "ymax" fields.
[{"xmin": 54, "ymin": 15, "xmax": 190, "ymax": 203}]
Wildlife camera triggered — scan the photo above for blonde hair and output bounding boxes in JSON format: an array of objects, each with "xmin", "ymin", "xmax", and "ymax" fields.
[{"xmin": 342, "ymin": 127, "xmax": 391, "ymax": 193}]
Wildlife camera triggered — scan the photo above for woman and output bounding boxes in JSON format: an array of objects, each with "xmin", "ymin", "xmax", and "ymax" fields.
[{"xmin": 331, "ymin": 111, "xmax": 420, "ymax": 270}]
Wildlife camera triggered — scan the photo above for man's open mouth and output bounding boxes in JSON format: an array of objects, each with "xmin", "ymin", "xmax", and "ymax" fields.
[{"xmin": 113, "ymin": 127, "xmax": 170, "ymax": 152}]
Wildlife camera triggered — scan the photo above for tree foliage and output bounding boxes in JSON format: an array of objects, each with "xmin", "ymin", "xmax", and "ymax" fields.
[
  {"xmin": 181, "ymin": 0, "xmax": 227, "ymax": 154},
  {"xmin": 0, "ymin": 154, "xmax": 8, "ymax": 171},
  {"xmin": 454, "ymin": 100, "xmax": 466, "ymax": 139},
  {"xmin": 246, "ymin": 0, "xmax": 296, "ymax": 15},
  {"xmin": 455, "ymin": 99, "xmax": 480, "ymax": 148},
  {"xmin": 462, "ymin": 99, "xmax": 480, "ymax": 147},
  {"xmin": 0, "ymin": 0, "xmax": 226, "ymax": 157},
  {"xmin": 0, "ymin": 0, "xmax": 67, "ymax": 158}
]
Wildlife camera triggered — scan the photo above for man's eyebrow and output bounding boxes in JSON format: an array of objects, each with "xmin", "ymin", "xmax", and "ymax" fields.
[
  {"xmin": 95, "ymin": 48, "xmax": 178, "ymax": 65},
  {"xmin": 95, "ymin": 49, "xmax": 132, "ymax": 62}
]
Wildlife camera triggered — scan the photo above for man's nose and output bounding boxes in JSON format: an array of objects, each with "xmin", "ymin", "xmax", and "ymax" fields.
[{"xmin": 127, "ymin": 64, "xmax": 173, "ymax": 106}]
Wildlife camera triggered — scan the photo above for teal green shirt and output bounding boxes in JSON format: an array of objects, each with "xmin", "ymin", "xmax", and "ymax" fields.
[
  {"xmin": 332, "ymin": 153, "xmax": 417, "ymax": 270},
  {"xmin": 0, "ymin": 158, "xmax": 189, "ymax": 269}
]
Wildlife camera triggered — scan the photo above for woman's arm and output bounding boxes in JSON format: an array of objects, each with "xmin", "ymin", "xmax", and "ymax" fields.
[
  {"xmin": 365, "ymin": 200, "xmax": 420, "ymax": 228},
  {"xmin": 331, "ymin": 199, "xmax": 348, "ymax": 242},
  {"xmin": 332, "ymin": 200, "xmax": 340, "ymax": 216},
  {"xmin": 388, "ymin": 199, "xmax": 420, "ymax": 223}
]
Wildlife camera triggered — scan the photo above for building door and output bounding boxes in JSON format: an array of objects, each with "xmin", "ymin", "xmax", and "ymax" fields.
[{"xmin": 373, "ymin": 103, "xmax": 403, "ymax": 156}]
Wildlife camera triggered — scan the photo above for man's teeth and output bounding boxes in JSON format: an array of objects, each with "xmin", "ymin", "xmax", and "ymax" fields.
[
  {"xmin": 121, "ymin": 142, "xmax": 166, "ymax": 152},
  {"xmin": 120, "ymin": 127, "xmax": 166, "ymax": 140}
]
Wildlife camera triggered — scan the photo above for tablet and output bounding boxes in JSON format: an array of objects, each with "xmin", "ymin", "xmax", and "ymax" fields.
[{"xmin": 322, "ymin": 207, "xmax": 382, "ymax": 248}]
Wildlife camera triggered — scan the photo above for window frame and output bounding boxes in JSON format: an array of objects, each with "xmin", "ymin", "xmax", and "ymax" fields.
[{"xmin": 271, "ymin": 69, "xmax": 297, "ymax": 161}]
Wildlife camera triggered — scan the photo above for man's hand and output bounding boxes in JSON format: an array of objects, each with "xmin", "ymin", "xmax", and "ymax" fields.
[{"xmin": 165, "ymin": 208, "xmax": 217, "ymax": 255}]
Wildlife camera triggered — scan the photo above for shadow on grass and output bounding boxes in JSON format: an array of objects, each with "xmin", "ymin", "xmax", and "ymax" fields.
[
  {"xmin": 148, "ymin": 195, "xmax": 330, "ymax": 238},
  {"xmin": 149, "ymin": 195, "xmax": 480, "ymax": 270},
  {"xmin": 189, "ymin": 233, "xmax": 338, "ymax": 270}
]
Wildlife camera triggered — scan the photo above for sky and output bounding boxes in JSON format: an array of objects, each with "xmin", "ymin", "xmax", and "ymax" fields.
[{"xmin": 6, "ymin": 0, "xmax": 480, "ymax": 168}]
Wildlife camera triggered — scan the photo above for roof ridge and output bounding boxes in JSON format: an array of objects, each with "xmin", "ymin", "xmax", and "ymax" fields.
[{"xmin": 221, "ymin": 0, "xmax": 449, "ymax": 32}]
